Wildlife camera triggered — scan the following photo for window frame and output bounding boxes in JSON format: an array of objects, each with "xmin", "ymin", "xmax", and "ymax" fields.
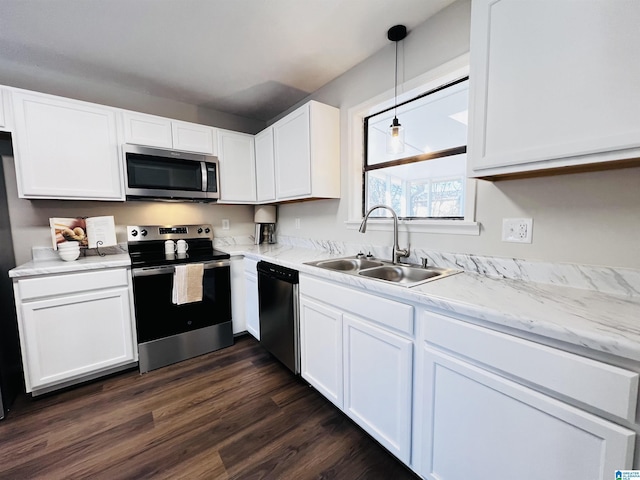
[
  {"xmin": 363, "ymin": 76, "xmax": 469, "ymax": 220},
  {"xmin": 345, "ymin": 54, "xmax": 479, "ymax": 236}
]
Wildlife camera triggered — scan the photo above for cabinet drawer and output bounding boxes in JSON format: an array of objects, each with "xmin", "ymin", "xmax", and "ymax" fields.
[
  {"xmin": 244, "ymin": 258, "xmax": 258, "ymax": 275},
  {"xmin": 423, "ymin": 310, "xmax": 639, "ymax": 421},
  {"xmin": 17, "ymin": 269, "xmax": 129, "ymax": 300},
  {"xmin": 300, "ymin": 275, "xmax": 413, "ymax": 336}
]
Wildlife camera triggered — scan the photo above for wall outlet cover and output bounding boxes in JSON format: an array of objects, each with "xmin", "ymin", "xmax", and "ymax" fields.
[
  {"xmin": 222, "ymin": 219, "xmax": 230, "ymax": 230},
  {"xmin": 502, "ymin": 218, "xmax": 533, "ymax": 243}
]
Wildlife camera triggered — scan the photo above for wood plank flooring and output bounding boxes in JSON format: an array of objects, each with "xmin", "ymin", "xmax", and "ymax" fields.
[{"xmin": 0, "ymin": 335, "xmax": 419, "ymax": 479}]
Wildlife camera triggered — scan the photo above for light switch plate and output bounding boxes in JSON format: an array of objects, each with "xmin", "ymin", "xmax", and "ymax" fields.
[
  {"xmin": 502, "ymin": 218, "xmax": 533, "ymax": 243},
  {"xmin": 222, "ymin": 219, "xmax": 230, "ymax": 230}
]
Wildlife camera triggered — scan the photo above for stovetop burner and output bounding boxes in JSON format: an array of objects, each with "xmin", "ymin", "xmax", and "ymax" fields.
[{"xmin": 127, "ymin": 224, "xmax": 230, "ymax": 268}]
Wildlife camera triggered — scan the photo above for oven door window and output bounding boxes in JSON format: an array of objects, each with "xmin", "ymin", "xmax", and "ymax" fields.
[
  {"xmin": 127, "ymin": 154, "xmax": 203, "ymax": 191},
  {"xmin": 132, "ymin": 266, "xmax": 231, "ymax": 343}
]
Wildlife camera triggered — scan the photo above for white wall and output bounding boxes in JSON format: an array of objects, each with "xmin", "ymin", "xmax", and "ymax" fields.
[
  {"xmin": 2, "ymin": 156, "xmax": 254, "ymax": 266},
  {"xmin": 273, "ymin": 0, "xmax": 640, "ymax": 270}
]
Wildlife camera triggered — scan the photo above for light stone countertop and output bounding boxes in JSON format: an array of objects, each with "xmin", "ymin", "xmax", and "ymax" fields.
[
  {"xmin": 9, "ymin": 251, "xmax": 131, "ymax": 278},
  {"xmin": 9, "ymin": 241, "xmax": 640, "ymax": 363},
  {"xmin": 220, "ymin": 243, "xmax": 640, "ymax": 363}
]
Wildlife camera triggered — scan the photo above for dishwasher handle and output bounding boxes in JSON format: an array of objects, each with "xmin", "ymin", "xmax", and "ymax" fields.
[{"xmin": 257, "ymin": 261, "xmax": 299, "ymax": 284}]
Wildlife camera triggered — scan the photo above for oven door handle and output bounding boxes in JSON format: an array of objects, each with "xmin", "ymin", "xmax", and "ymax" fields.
[{"xmin": 132, "ymin": 259, "xmax": 230, "ymax": 277}]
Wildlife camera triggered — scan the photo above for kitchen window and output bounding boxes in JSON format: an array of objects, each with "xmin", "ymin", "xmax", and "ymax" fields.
[{"xmin": 363, "ymin": 77, "xmax": 469, "ymax": 220}]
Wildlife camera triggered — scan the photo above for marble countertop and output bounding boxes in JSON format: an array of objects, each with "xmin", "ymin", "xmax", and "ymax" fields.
[
  {"xmin": 10, "ymin": 240, "xmax": 640, "ymax": 363},
  {"xmin": 9, "ymin": 252, "xmax": 131, "ymax": 278},
  {"xmin": 221, "ymin": 243, "xmax": 640, "ymax": 363}
]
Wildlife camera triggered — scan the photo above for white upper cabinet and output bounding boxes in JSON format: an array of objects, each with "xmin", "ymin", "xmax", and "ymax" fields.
[
  {"xmin": 172, "ymin": 120, "xmax": 216, "ymax": 155},
  {"xmin": 123, "ymin": 111, "xmax": 216, "ymax": 155},
  {"xmin": 122, "ymin": 111, "xmax": 173, "ymax": 149},
  {"xmin": 468, "ymin": 0, "xmax": 640, "ymax": 178},
  {"xmin": 254, "ymin": 126, "xmax": 276, "ymax": 203},
  {"xmin": 273, "ymin": 100, "xmax": 340, "ymax": 201},
  {"xmin": 11, "ymin": 90, "xmax": 124, "ymax": 200},
  {"xmin": 217, "ymin": 129, "xmax": 256, "ymax": 203}
]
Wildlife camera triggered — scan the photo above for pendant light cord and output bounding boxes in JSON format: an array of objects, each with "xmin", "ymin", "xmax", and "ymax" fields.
[{"xmin": 394, "ymin": 40, "xmax": 398, "ymax": 117}]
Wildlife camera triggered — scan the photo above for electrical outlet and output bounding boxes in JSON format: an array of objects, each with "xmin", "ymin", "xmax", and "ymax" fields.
[
  {"xmin": 295, "ymin": 218, "xmax": 301, "ymax": 229},
  {"xmin": 222, "ymin": 219, "xmax": 230, "ymax": 230},
  {"xmin": 502, "ymin": 218, "xmax": 533, "ymax": 243}
]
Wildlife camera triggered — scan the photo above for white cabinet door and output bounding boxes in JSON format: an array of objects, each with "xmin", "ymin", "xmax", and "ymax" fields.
[
  {"xmin": 418, "ymin": 346, "xmax": 635, "ymax": 479},
  {"xmin": 172, "ymin": 120, "xmax": 215, "ymax": 155},
  {"xmin": 122, "ymin": 111, "xmax": 216, "ymax": 155},
  {"xmin": 217, "ymin": 129, "xmax": 256, "ymax": 203},
  {"xmin": 20, "ymin": 287, "xmax": 136, "ymax": 392},
  {"xmin": 11, "ymin": 91, "xmax": 124, "ymax": 200},
  {"xmin": 343, "ymin": 314, "xmax": 413, "ymax": 464},
  {"xmin": 122, "ymin": 111, "xmax": 173, "ymax": 149},
  {"xmin": 254, "ymin": 127, "xmax": 276, "ymax": 202},
  {"xmin": 229, "ymin": 257, "xmax": 247, "ymax": 335},
  {"xmin": 274, "ymin": 105, "xmax": 311, "ymax": 199},
  {"xmin": 468, "ymin": 0, "xmax": 640, "ymax": 177},
  {"xmin": 300, "ymin": 296, "xmax": 343, "ymax": 409},
  {"xmin": 272, "ymin": 100, "xmax": 340, "ymax": 201},
  {"xmin": 244, "ymin": 272, "xmax": 259, "ymax": 340}
]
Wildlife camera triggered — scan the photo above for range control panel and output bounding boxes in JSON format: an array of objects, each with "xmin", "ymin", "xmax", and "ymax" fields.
[{"xmin": 127, "ymin": 224, "xmax": 213, "ymax": 242}]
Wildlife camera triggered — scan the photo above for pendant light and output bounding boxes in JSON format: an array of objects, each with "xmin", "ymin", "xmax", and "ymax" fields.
[{"xmin": 386, "ymin": 25, "xmax": 407, "ymax": 155}]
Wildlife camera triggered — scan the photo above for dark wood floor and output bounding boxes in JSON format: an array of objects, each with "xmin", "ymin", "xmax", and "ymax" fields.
[{"xmin": 0, "ymin": 335, "xmax": 418, "ymax": 479}]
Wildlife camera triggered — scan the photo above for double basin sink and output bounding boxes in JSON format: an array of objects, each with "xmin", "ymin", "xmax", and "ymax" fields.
[{"xmin": 305, "ymin": 256, "xmax": 461, "ymax": 287}]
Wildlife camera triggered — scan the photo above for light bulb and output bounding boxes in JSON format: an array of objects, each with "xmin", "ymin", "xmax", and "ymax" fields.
[{"xmin": 386, "ymin": 117, "xmax": 405, "ymax": 154}]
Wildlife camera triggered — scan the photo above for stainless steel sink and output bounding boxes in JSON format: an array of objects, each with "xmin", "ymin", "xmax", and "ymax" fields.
[
  {"xmin": 358, "ymin": 265, "xmax": 443, "ymax": 284},
  {"xmin": 305, "ymin": 256, "xmax": 461, "ymax": 287},
  {"xmin": 314, "ymin": 258, "xmax": 384, "ymax": 272}
]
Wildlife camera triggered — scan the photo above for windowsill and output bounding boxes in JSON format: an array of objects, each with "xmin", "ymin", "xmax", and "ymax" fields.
[{"xmin": 345, "ymin": 219, "xmax": 480, "ymax": 235}]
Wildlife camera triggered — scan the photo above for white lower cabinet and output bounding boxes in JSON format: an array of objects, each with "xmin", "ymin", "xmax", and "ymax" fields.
[
  {"xmin": 299, "ymin": 274, "xmax": 414, "ymax": 464},
  {"xmin": 229, "ymin": 256, "xmax": 247, "ymax": 335},
  {"xmin": 300, "ymin": 274, "xmax": 638, "ymax": 477},
  {"xmin": 244, "ymin": 258, "xmax": 259, "ymax": 340},
  {"xmin": 415, "ymin": 309, "xmax": 636, "ymax": 479},
  {"xmin": 14, "ymin": 268, "xmax": 138, "ymax": 394},
  {"xmin": 343, "ymin": 314, "xmax": 413, "ymax": 463},
  {"xmin": 299, "ymin": 296, "xmax": 343, "ymax": 408}
]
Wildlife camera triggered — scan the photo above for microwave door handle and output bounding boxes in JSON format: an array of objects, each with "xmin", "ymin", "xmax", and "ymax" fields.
[{"xmin": 200, "ymin": 162, "xmax": 207, "ymax": 192}]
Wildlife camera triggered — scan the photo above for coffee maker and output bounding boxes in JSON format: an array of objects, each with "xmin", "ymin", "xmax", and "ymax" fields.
[{"xmin": 254, "ymin": 205, "xmax": 276, "ymax": 245}]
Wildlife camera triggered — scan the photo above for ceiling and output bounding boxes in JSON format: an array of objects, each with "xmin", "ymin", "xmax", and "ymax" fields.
[{"xmin": 0, "ymin": 0, "xmax": 456, "ymax": 122}]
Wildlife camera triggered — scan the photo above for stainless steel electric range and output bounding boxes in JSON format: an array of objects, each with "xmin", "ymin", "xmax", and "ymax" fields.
[{"xmin": 127, "ymin": 224, "xmax": 232, "ymax": 373}]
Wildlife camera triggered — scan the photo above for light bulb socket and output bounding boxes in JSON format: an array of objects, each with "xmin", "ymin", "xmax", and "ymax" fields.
[{"xmin": 387, "ymin": 25, "xmax": 408, "ymax": 42}]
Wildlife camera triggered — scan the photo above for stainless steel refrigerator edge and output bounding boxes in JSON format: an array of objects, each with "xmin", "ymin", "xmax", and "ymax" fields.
[{"xmin": 0, "ymin": 132, "xmax": 25, "ymax": 419}]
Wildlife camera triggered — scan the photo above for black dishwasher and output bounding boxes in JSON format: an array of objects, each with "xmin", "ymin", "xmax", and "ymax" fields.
[{"xmin": 257, "ymin": 261, "xmax": 300, "ymax": 374}]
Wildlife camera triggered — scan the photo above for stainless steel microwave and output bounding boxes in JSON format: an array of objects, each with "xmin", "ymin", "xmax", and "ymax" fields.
[{"xmin": 123, "ymin": 145, "xmax": 220, "ymax": 202}]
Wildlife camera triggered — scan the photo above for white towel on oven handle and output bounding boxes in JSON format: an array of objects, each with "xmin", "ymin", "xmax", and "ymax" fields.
[{"xmin": 172, "ymin": 263, "xmax": 204, "ymax": 305}]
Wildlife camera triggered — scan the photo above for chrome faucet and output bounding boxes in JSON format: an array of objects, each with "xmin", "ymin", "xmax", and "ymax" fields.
[{"xmin": 359, "ymin": 204, "xmax": 409, "ymax": 264}]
